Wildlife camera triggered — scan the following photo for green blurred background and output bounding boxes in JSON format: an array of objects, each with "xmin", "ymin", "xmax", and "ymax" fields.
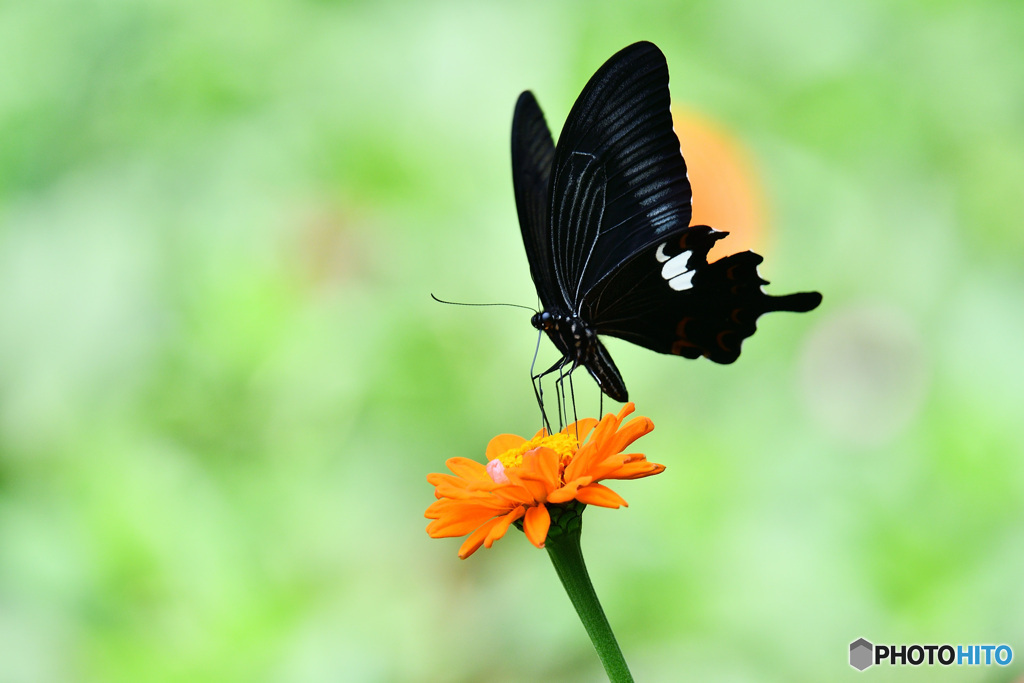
[{"xmin": 2, "ymin": 0, "xmax": 1022, "ymax": 681}]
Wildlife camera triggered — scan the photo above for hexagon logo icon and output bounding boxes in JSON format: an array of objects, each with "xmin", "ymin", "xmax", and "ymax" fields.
[{"xmin": 850, "ymin": 638, "xmax": 873, "ymax": 671}]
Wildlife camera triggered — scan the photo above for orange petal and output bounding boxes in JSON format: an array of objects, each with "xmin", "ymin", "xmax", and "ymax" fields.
[
  {"xmin": 485, "ymin": 434, "xmax": 526, "ymax": 460},
  {"xmin": 431, "ymin": 478, "xmax": 500, "ymax": 499},
  {"xmin": 523, "ymin": 505, "xmax": 551, "ymax": 548},
  {"xmin": 427, "ymin": 474, "xmax": 468, "ymax": 498},
  {"xmin": 484, "ymin": 506, "xmax": 526, "ymax": 547},
  {"xmin": 548, "ymin": 476, "xmax": 594, "ymax": 504},
  {"xmin": 494, "ymin": 483, "xmax": 542, "ymax": 506},
  {"xmin": 563, "ymin": 417, "xmax": 599, "ymax": 443},
  {"xmin": 563, "ymin": 441, "xmax": 601, "ymax": 482},
  {"xmin": 587, "ymin": 409, "xmax": 621, "ymax": 451},
  {"xmin": 575, "ymin": 483, "xmax": 628, "ymax": 508},
  {"xmin": 608, "ymin": 416, "xmax": 654, "ymax": 456},
  {"xmin": 513, "ymin": 448, "xmax": 560, "ymax": 501},
  {"xmin": 609, "ymin": 458, "xmax": 666, "ymax": 480},
  {"xmin": 579, "ymin": 453, "xmax": 634, "ymax": 482},
  {"xmin": 426, "ymin": 502, "xmax": 506, "ymax": 537},
  {"xmin": 527, "ymin": 447, "xmax": 560, "ymax": 485},
  {"xmin": 458, "ymin": 517, "xmax": 502, "ymax": 558},
  {"xmin": 426, "ymin": 472, "xmax": 455, "ymax": 487},
  {"xmin": 445, "ymin": 457, "xmax": 493, "ymax": 482}
]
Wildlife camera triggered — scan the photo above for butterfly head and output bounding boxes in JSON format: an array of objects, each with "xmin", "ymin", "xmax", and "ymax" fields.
[{"xmin": 531, "ymin": 311, "xmax": 554, "ymax": 331}]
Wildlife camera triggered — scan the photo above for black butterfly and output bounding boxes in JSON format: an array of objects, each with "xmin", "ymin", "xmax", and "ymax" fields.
[{"xmin": 512, "ymin": 41, "xmax": 821, "ymax": 409}]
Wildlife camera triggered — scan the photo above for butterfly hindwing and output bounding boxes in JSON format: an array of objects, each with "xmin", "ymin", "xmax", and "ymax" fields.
[{"xmin": 584, "ymin": 226, "xmax": 823, "ymax": 362}]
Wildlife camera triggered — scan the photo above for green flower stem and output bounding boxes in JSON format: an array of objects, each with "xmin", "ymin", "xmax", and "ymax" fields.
[{"xmin": 544, "ymin": 502, "xmax": 634, "ymax": 683}]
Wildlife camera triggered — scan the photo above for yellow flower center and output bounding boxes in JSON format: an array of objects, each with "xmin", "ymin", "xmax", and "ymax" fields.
[{"xmin": 497, "ymin": 432, "xmax": 578, "ymax": 471}]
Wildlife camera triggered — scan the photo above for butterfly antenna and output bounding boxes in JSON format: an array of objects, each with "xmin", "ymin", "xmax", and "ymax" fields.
[{"xmin": 430, "ymin": 293, "xmax": 537, "ymax": 313}]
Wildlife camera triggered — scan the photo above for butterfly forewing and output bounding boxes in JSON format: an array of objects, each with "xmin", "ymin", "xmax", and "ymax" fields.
[
  {"xmin": 549, "ymin": 41, "xmax": 693, "ymax": 310},
  {"xmin": 511, "ymin": 91, "xmax": 560, "ymax": 311}
]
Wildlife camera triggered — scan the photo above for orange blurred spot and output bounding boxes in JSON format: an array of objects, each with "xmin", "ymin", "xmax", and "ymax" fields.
[{"xmin": 672, "ymin": 106, "xmax": 766, "ymax": 258}]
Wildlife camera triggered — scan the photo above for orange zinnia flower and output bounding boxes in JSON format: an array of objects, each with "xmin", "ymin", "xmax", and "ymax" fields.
[{"xmin": 425, "ymin": 403, "xmax": 664, "ymax": 559}]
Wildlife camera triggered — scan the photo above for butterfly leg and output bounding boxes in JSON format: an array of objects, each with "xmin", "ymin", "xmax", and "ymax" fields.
[
  {"xmin": 532, "ymin": 356, "xmax": 567, "ymax": 435},
  {"xmin": 531, "ymin": 377, "xmax": 551, "ymax": 436},
  {"xmin": 553, "ymin": 365, "xmax": 579, "ymax": 435},
  {"xmin": 555, "ymin": 369, "xmax": 565, "ymax": 431},
  {"xmin": 529, "ymin": 331, "xmax": 552, "ymax": 434},
  {"xmin": 554, "ymin": 357, "xmax": 574, "ymax": 431},
  {"xmin": 553, "ymin": 360, "xmax": 580, "ymax": 432},
  {"xmin": 567, "ymin": 370, "xmax": 579, "ymax": 439}
]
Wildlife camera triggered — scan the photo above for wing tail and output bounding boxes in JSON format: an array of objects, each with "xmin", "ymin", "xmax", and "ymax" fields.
[{"xmin": 764, "ymin": 291, "xmax": 823, "ymax": 313}]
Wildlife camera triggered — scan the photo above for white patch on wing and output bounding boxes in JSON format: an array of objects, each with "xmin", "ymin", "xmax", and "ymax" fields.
[
  {"xmin": 668, "ymin": 270, "xmax": 695, "ymax": 291},
  {"xmin": 655, "ymin": 242, "xmax": 670, "ymax": 263},
  {"xmin": 661, "ymin": 250, "xmax": 692, "ymax": 280}
]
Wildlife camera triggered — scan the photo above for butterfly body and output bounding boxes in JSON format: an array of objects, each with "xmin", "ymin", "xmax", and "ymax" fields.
[
  {"xmin": 513, "ymin": 41, "xmax": 822, "ymax": 406},
  {"xmin": 531, "ymin": 310, "xmax": 627, "ymax": 402}
]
